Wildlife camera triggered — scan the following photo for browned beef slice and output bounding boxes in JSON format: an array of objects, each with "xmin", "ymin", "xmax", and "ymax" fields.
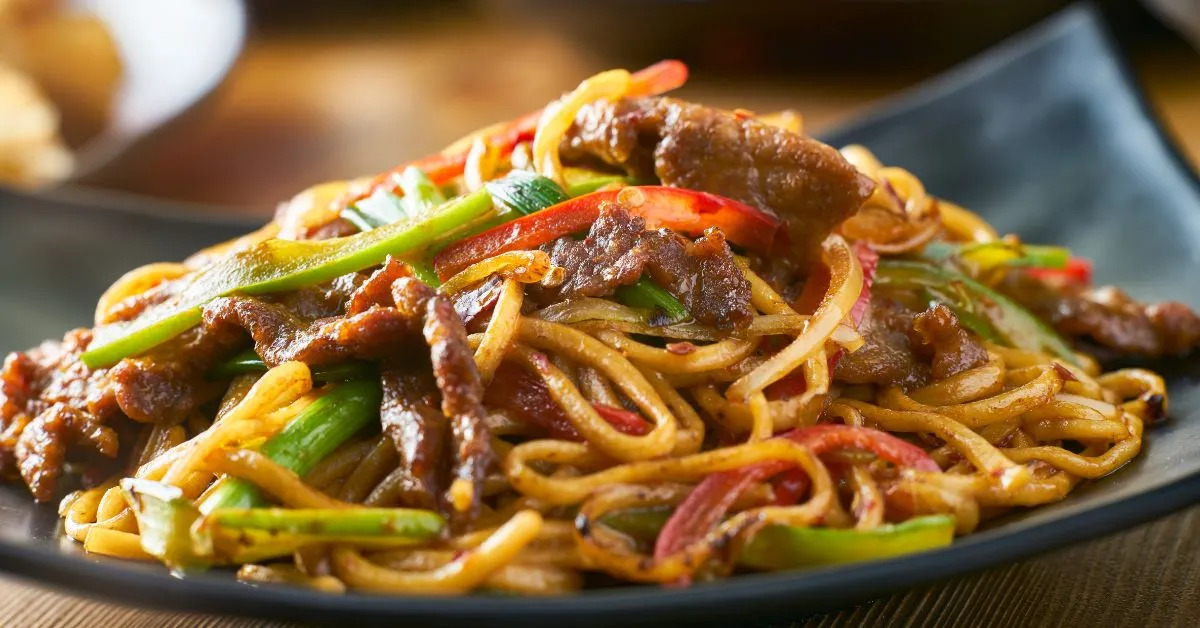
[
  {"xmin": 835, "ymin": 301, "xmax": 987, "ymax": 389},
  {"xmin": 910, "ymin": 304, "xmax": 989, "ymax": 380},
  {"xmin": 1000, "ymin": 273, "xmax": 1200, "ymax": 358},
  {"xmin": 17, "ymin": 403, "xmax": 118, "ymax": 502},
  {"xmin": 380, "ymin": 365, "xmax": 445, "ymax": 511},
  {"xmin": 562, "ymin": 97, "xmax": 874, "ymax": 269},
  {"xmin": 835, "ymin": 299, "xmax": 930, "ymax": 389},
  {"xmin": 204, "ymin": 258, "xmax": 493, "ymax": 523},
  {"xmin": 0, "ymin": 329, "xmax": 121, "ymax": 501},
  {"xmin": 394, "ymin": 277, "xmax": 493, "ymax": 524},
  {"xmin": 534, "ymin": 204, "xmax": 754, "ymax": 330},
  {"xmin": 107, "ymin": 322, "xmax": 245, "ymax": 424}
]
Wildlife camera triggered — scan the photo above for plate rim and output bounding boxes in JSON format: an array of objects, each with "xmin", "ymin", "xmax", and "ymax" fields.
[{"xmin": 3, "ymin": 2, "xmax": 1200, "ymax": 624}]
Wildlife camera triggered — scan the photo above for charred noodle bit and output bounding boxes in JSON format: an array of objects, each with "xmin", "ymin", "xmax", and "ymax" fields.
[{"xmin": 4, "ymin": 63, "xmax": 1193, "ymax": 595}]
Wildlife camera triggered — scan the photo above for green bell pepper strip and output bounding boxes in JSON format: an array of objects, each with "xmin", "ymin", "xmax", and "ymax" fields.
[
  {"xmin": 599, "ymin": 509, "xmax": 955, "ymax": 569},
  {"xmin": 600, "ymin": 506, "xmax": 672, "ymax": 546},
  {"xmin": 199, "ymin": 378, "xmax": 383, "ymax": 513},
  {"xmin": 209, "ymin": 349, "xmax": 375, "ymax": 381},
  {"xmin": 206, "ymin": 507, "xmax": 443, "ymax": 538},
  {"xmin": 600, "ymin": 511, "xmax": 955, "ymax": 569},
  {"xmin": 923, "ymin": 241, "xmax": 1070, "ymax": 274},
  {"xmin": 614, "ymin": 278, "xmax": 689, "ymax": 324},
  {"xmin": 563, "ymin": 167, "xmax": 630, "ymax": 197},
  {"xmin": 875, "ymin": 260, "xmax": 1080, "ymax": 366},
  {"xmin": 81, "ymin": 190, "xmax": 495, "ymax": 369},
  {"xmin": 738, "ymin": 515, "xmax": 955, "ymax": 570}
]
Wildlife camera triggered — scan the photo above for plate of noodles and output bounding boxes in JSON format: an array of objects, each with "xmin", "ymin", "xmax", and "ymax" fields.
[{"xmin": 3, "ymin": 4, "xmax": 1200, "ymax": 626}]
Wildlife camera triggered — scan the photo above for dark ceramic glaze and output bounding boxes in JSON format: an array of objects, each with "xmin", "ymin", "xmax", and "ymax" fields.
[{"xmin": 1, "ymin": 4, "xmax": 1198, "ymax": 626}]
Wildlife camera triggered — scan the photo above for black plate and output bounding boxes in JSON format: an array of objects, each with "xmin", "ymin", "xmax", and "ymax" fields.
[{"xmin": 3, "ymin": 4, "xmax": 1199, "ymax": 626}]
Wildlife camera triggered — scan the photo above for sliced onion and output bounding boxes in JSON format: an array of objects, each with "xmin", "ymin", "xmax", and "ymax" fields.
[{"xmin": 532, "ymin": 70, "xmax": 633, "ymax": 185}]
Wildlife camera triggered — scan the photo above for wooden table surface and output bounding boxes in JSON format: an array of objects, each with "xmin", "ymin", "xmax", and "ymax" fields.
[{"xmin": 5, "ymin": 14, "xmax": 1200, "ymax": 628}]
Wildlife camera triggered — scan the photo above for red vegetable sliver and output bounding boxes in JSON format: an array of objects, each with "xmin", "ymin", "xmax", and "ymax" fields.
[
  {"xmin": 627, "ymin": 59, "xmax": 689, "ymax": 97},
  {"xmin": 342, "ymin": 60, "xmax": 689, "ymax": 212},
  {"xmin": 485, "ymin": 363, "xmax": 578, "ymax": 439},
  {"xmin": 1026, "ymin": 257, "xmax": 1092, "ymax": 286},
  {"xmin": 766, "ymin": 243, "xmax": 879, "ymax": 402},
  {"xmin": 433, "ymin": 186, "xmax": 782, "ymax": 280},
  {"xmin": 791, "ymin": 265, "xmax": 830, "ymax": 317},
  {"xmin": 484, "ymin": 363, "xmax": 650, "ymax": 440},
  {"xmin": 784, "ymin": 424, "xmax": 938, "ymax": 472},
  {"xmin": 591, "ymin": 403, "xmax": 652, "ymax": 436},
  {"xmin": 848, "ymin": 242, "xmax": 879, "ymax": 327},
  {"xmin": 652, "ymin": 465, "xmax": 773, "ymax": 561},
  {"xmin": 770, "ymin": 469, "xmax": 811, "ymax": 506},
  {"xmin": 652, "ymin": 425, "xmax": 937, "ymax": 560}
]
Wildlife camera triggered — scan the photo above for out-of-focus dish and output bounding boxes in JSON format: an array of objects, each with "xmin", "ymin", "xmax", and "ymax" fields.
[
  {"xmin": 0, "ymin": 0, "xmax": 247, "ymax": 186},
  {"xmin": 0, "ymin": 0, "xmax": 120, "ymax": 185},
  {"xmin": 1, "ymin": 50, "xmax": 1194, "ymax": 597}
]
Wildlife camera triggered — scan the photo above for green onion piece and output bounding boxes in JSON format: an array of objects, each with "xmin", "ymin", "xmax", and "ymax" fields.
[
  {"xmin": 615, "ymin": 278, "xmax": 689, "ymax": 324},
  {"xmin": 739, "ymin": 515, "xmax": 955, "ymax": 570},
  {"xmin": 209, "ymin": 350, "xmax": 376, "ymax": 381},
  {"xmin": 120, "ymin": 478, "xmax": 209, "ymax": 570},
  {"xmin": 207, "ymin": 507, "xmax": 443, "ymax": 538},
  {"xmin": 485, "ymin": 170, "xmax": 569, "ymax": 216},
  {"xmin": 340, "ymin": 206, "xmax": 378, "ymax": 233},
  {"xmin": 83, "ymin": 190, "xmax": 495, "ymax": 368},
  {"xmin": 353, "ymin": 189, "xmax": 408, "ymax": 226},
  {"xmin": 199, "ymin": 378, "xmax": 382, "ymax": 513},
  {"xmin": 398, "ymin": 166, "xmax": 447, "ymax": 213}
]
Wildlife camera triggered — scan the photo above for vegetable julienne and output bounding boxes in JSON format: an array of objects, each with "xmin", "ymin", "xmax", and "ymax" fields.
[{"xmin": 2, "ymin": 60, "xmax": 1192, "ymax": 597}]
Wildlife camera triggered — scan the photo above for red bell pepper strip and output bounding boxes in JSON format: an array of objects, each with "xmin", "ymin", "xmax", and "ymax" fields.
[
  {"xmin": 653, "ymin": 424, "xmax": 937, "ymax": 560},
  {"xmin": 1025, "ymin": 257, "xmax": 1092, "ymax": 286},
  {"xmin": 432, "ymin": 186, "xmax": 783, "ymax": 280},
  {"xmin": 484, "ymin": 362, "xmax": 650, "ymax": 440},
  {"xmin": 765, "ymin": 243, "xmax": 879, "ymax": 401},
  {"xmin": 770, "ymin": 469, "xmax": 812, "ymax": 506},
  {"xmin": 342, "ymin": 60, "xmax": 690, "ymax": 211}
]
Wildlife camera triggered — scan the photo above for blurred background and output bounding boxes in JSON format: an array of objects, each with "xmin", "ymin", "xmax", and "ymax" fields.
[{"xmin": 2, "ymin": 0, "xmax": 1197, "ymax": 215}]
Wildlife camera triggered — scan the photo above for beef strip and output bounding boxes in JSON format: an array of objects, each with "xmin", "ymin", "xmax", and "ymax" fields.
[
  {"xmin": 835, "ymin": 299, "xmax": 929, "ymax": 389},
  {"xmin": 106, "ymin": 323, "xmax": 244, "ymax": 424},
  {"xmin": 205, "ymin": 258, "xmax": 493, "ymax": 524},
  {"xmin": 1000, "ymin": 272, "xmax": 1200, "ymax": 358},
  {"xmin": 0, "ymin": 329, "xmax": 121, "ymax": 501},
  {"xmin": 561, "ymin": 96, "xmax": 875, "ymax": 276},
  {"xmin": 110, "ymin": 275, "xmax": 365, "ymax": 425},
  {"xmin": 0, "ymin": 273, "xmax": 368, "ymax": 501},
  {"xmin": 534, "ymin": 204, "xmax": 754, "ymax": 330},
  {"xmin": 380, "ymin": 365, "xmax": 445, "ymax": 510},
  {"xmin": 835, "ymin": 301, "xmax": 987, "ymax": 389},
  {"xmin": 910, "ymin": 304, "xmax": 990, "ymax": 380},
  {"xmin": 398, "ymin": 278, "xmax": 494, "ymax": 524},
  {"xmin": 452, "ymin": 275, "xmax": 505, "ymax": 330}
]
